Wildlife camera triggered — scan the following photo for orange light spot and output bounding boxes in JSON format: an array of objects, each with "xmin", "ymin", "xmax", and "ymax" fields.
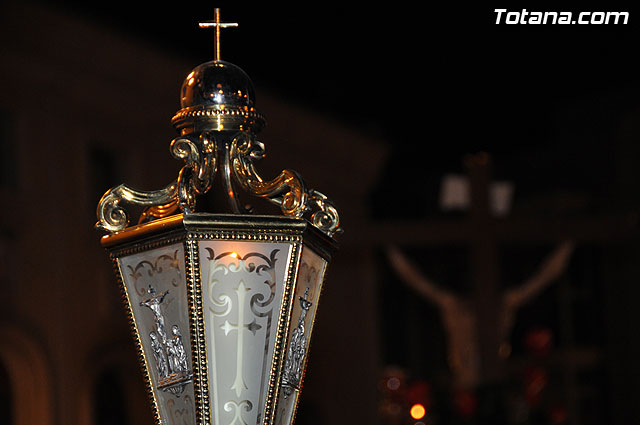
[
  {"xmin": 410, "ymin": 404, "xmax": 426, "ymax": 420},
  {"xmin": 230, "ymin": 252, "xmax": 238, "ymax": 258}
]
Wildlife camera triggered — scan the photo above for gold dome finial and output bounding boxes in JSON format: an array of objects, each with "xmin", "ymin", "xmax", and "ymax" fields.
[{"xmin": 199, "ymin": 8, "xmax": 238, "ymax": 61}]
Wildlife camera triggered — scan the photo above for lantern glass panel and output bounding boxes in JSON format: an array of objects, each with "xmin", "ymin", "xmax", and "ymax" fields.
[
  {"xmin": 275, "ymin": 246, "xmax": 328, "ymax": 425},
  {"xmin": 198, "ymin": 240, "xmax": 295, "ymax": 425},
  {"xmin": 118, "ymin": 242, "xmax": 196, "ymax": 422}
]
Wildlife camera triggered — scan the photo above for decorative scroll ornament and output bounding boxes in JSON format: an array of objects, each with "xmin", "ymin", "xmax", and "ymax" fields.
[{"xmin": 230, "ymin": 132, "xmax": 341, "ymax": 236}]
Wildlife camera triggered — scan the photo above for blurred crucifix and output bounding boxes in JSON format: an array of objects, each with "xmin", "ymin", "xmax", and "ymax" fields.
[
  {"xmin": 384, "ymin": 153, "xmax": 582, "ymax": 390},
  {"xmin": 387, "ymin": 240, "xmax": 574, "ymax": 390},
  {"xmin": 372, "ymin": 152, "xmax": 638, "ymax": 424}
]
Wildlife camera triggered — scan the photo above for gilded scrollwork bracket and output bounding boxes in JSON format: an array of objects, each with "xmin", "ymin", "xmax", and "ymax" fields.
[
  {"xmin": 95, "ymin": 130, "xmax": 341, "ymax": 237},
  {"xmin": 230, "ymin": 132, "xmax": 341, "ymax": 236}
]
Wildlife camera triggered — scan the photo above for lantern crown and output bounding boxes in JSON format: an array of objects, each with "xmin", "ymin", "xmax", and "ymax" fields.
[
  {"xmin": 173, "ymin": 9, "xmax": 264, "ymax": 134},
  {"xmin": 96, "ymin": 9, "xmax": 340, "ymax": 237}
]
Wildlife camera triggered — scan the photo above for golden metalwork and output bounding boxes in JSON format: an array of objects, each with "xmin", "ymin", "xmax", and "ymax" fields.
[
  {"xmin": 96, "ymin": 128, "xmax": 340, "ymax": 236},
  {"xmin": 96, "ymin": 181, "xmax": 179, "ymax": 233},
  {"xmin": 230, "ymin": 132, "xmax": 341, "ymax": 236},
  {"xmin": 95, "ymin": 9, "xmax": 340, "ymax": 237},
  {"xmin": 184, "ymin": 238, "xmax": 208, "ymax": 425},
  {"xmin": 101, "ymin": 214, "xmax": 184, "ymax": 249},
  {"xmin": 139, "ymin": 199, "xmax": 180, "ymax": 224},
  {"xmin": 199, "ymin": 8, "xmax": 238, "ymax": 61},
  {"xmin": 171, "ymin": 105, "xmax": 266, "ymax": 134}
]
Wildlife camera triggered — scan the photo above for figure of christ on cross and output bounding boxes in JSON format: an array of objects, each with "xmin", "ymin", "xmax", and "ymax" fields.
[
  {"xmin": 386, "ymin": 241, "xmax": 574, "ymax": 390},
  {"xmin": 140, "ymin": 285, "xmax": 170, "ymax": 344}
]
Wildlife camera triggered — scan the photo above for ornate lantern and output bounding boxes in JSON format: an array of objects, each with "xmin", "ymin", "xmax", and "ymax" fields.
[{"xmin": 95, "ymin": 10, "xmax": 340, "ymax": 425}]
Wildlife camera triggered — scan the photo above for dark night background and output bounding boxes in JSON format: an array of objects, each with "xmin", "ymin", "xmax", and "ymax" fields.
[
  {"xmin": 4, "ymin": 2, "xmax": 640, "ymax": 424},
  {"xmin": 46, "ymin": 2, "xmax": 640, "ymax": 217},
  {"xmin": 36, "ymin": 2, "xmax": 640, "ymax": 205}
]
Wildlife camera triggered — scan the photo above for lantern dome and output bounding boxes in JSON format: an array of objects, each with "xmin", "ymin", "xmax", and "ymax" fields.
[
  {"xmin": 172, "ymin": 60, "xmax": 266, "ymax": 134},
  {"xmin": 180, "ymin": 60, "xmax": 255, "ymax": 109}
]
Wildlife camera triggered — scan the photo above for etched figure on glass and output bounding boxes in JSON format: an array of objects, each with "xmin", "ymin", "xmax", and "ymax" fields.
[
  {"xmin": 282, "ymin": 288, "xmax": 312, "ymax": 398},
  {"xmin": 140, "ymin": 285, "xmax": 170, "ymax": 344},
  {"xmin": 171, "ymin": 325, "xmax": 189, "ymax": 373},
  {"xmin": 140, "ymin": 284, "xmax": 192, "ymax": 397},
  {"xmin": 150, "ymin": 330, "xmax": 169, "ymax": 378}
]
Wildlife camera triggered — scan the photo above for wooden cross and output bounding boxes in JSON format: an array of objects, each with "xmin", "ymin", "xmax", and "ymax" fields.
[{"xmin": 199, "ymin": 8, "xmax": 239, "ymax": 61}]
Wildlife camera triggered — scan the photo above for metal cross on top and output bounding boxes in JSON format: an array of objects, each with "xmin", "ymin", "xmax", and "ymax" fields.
[{"xmin": 199, "ymin": 8, "xmax": 238, "ymax": 61}]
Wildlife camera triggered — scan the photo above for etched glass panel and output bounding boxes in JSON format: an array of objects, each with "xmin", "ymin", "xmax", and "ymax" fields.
[
  {"xmin": 275, "ymin": 246, "xmax": 327, "ymax": 425},
  {"xmin": 199, "ymin": 241, "xmax": 293, "ymax": 425},
  {"xmin": 118, "ymin": 243, "xmax": 196, "ymax": 425}
]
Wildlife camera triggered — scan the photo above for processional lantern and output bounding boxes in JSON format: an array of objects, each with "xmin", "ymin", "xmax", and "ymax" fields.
[{"xmin": 95, "ymin": 9, "xmax": 340, "ymax": 425}]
